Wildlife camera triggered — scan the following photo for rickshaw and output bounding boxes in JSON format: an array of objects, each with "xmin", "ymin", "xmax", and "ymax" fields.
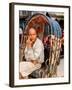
[{"xmin": 19, "ymin": 13, "xmax": 62, "ymax": 78}]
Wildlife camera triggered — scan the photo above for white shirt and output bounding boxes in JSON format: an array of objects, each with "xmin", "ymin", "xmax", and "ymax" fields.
[
  {"xmin": 25, "ymin": 38, "xmax": 44, "ymax": 63},
  {"xmin": 20, "ymin": 38, "xmax": 44, "ymax": 77}
]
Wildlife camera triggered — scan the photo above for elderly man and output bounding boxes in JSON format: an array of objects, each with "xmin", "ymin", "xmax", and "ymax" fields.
[{"xmin": 20, "ymin": 27, "xmax": 44, "ymax": 78}]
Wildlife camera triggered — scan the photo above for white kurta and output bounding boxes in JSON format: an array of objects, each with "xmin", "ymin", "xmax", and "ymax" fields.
[{"xmin": 20, "ymin": 38, "xmax": 44, "ymax": 77}]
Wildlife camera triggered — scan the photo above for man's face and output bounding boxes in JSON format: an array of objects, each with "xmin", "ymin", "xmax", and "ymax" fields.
[{"xmin": 29, "ymin": 28, "xmax": 37, "ymax": 42}]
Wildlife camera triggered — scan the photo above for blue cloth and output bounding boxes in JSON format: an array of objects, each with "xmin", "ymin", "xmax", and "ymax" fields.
[
  {"xmin": 51, "ymin": 20, "xmax": 62, "ymax": 38},
  {"xmin": 47, "ymin": 17, "xmax": 62, "ymax": 38}
]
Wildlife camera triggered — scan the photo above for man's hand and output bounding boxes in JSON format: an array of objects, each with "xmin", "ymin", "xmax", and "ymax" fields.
[
  {"xmin": 26, "ymin": 37, "xmax": 33, "ymax": 48},
  {"xmin": 31, "ymin": 60, "xmax": 38, "ymax": 65}
]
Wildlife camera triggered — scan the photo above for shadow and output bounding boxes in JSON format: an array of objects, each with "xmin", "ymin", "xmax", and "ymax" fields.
[{"xmin": 5, "ymin": 83, "xmax": 9, "ymax": 87}]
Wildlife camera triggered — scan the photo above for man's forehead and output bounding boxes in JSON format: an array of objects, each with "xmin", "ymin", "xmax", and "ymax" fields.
[{"xmin": 29, "ymin": 28, "xmax": 36, "ymax": 33}]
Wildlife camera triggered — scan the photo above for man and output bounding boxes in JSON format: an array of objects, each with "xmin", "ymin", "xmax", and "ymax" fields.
[{"xmin": 20, "ymin": 27, "xmax": 44, "ymax": 78}]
